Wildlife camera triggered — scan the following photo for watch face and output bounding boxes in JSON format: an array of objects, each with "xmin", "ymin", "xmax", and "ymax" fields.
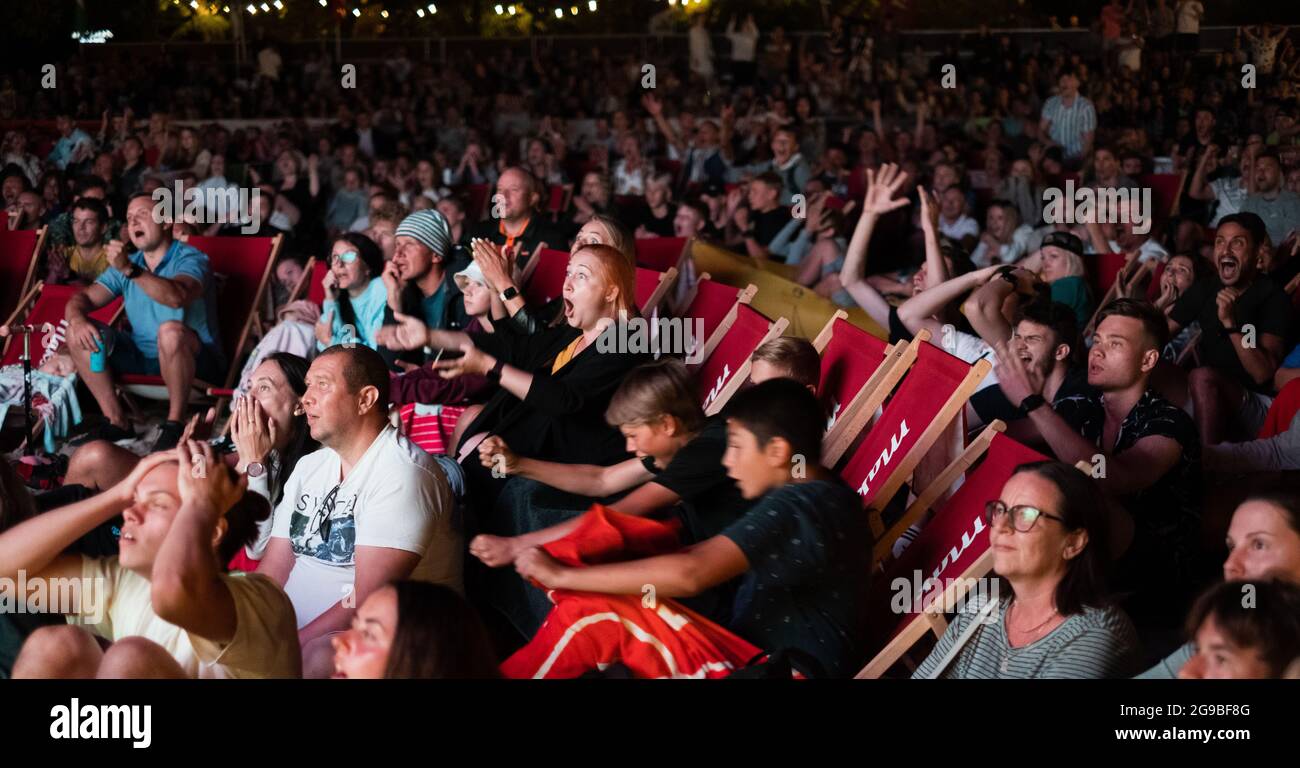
[{"xmin": 246, "ymin": 462, "xmax": 266, "ymax": 478}]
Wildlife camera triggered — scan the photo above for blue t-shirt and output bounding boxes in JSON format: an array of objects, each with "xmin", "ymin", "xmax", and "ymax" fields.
[
  {"xmin": 95, "ymin": 240, "xmax": 219, "ymax": 358},
  {"xmin": 720, "ymin": 477, "xmax": 870, "ymax": 677},
  {"xmin": 319, "ymin": 277, "xmax": 388, "ymax": 351},
  {"xmin": 422, "ymin": 281, "xmax": 451, "ymax": 330}
]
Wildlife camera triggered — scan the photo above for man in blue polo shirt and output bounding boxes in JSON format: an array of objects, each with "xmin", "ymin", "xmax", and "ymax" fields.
[{"xmin": 65, "ymin": 193, "xmax": 223, "ymax": 451}]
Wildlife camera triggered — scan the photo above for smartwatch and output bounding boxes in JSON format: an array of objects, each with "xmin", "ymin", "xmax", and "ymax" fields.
[
  {"xmin": 1018, "ymin": 393, "xmax": 1047, "ymax": 415},
  {"xmin": 499, "ymin": 285, "xmax": 519, "ymax": 302},
  {"xmin": 486, "ymin": 358, "xmax": 505, "ymax": 382}
]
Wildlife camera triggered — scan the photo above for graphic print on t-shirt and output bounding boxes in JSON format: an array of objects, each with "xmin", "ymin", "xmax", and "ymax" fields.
[{"xmin": 287, "ymin": 489, "xmax": 358, "ymax": 565}]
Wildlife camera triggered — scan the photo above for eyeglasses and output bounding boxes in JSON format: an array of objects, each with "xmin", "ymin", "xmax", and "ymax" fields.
[
  {"xmin": 984, "ymin": 500, "xmax": 1066, "ymax": 533},
  {"xmin": 310, "ymin": 483, "xmax": 342, "ymax": 541},
  {"xmin": 331, "ymin": 250, "xmax": 358, "ymax": 265}
]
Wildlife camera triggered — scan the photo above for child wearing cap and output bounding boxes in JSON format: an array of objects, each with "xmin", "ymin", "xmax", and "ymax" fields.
[{"xmin": 389, "ymin": 258, "xmax": 502, "ymax": 407}]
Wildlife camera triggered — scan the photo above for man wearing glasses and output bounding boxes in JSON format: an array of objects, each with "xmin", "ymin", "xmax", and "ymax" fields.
[
  {"xmin": 257, "ymin": 345, "xmax": 461, "ymax": 678},
  {"xmin": 995, "ymin": 297, "xmax": 1201, "ymax": 632}
]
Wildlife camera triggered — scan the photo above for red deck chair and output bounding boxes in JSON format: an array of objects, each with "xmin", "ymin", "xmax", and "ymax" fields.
[
  {"xmin": 521, "ymin": 248, "xmax": 569, "ymax": 307},
  {"xmin": 613, "ymin": 194, "xmax": 643, "ymax": 212},
  {"xmin": 118, "ymin": 234, "xmax": 281, "ymax": 400},
  {"xmin": 679, "ymin": 276, "xmax": 756, "ymax": 364},
  {"xmin": 691, "ymin": 303, "xmax": 788, "ymax": 416},
  {"xmin": 1139, "ymin": 172, "xmax": 1186, "ymax": 222},
  {"xmin": 1088, "ymin": 248, "xmax": 1130, "ymax": 298},
  {"xmin": 463, "ymin": 184, "xmax": 491, "ymax": 222},
  {"xmin": 822, "ymin": 195, "xmax": 848, "ymax": 211},
  {"xmin": 835, "ymin": 334, "xmax": 992, "ymax": 540},
  {"xmin": 0, "ymin": 227, "xmax": 47, "ymax": 320},
  {"xmin": 811, "ymin": 310, "xmax": 914, "ymax": 466},
  {"xmin": 286, "ymin": 256, "xmax": 332, "ymax": 308},
  {"xmin": 634, "ymin": 266, "xmax": 678, "ymax": 316},
  {"xmin": 396, "ymin": 403, "xmax": 470, "ymax": 456},
  {"xmin": 634, "ymin": 237, "xmax": 689, "ymax": 273},
  {"xmin": 856, "ymin": 432, "xmax": 1051, "ymax": 678},
  {"xmin": 1, "ymin": 283, "xmax": 123, "ymax": 367},
  {"xmin": 548, "ymin": 185, "xmax": 573, "ymax": 217}
]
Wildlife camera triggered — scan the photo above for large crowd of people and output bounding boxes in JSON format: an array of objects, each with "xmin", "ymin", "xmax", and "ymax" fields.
[{"xmin": 2, "ymin": 4, "xmax": 1300, "ymax": 680}]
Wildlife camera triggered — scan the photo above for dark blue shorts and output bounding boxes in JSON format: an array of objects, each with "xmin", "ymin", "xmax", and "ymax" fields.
[{"xmin": 99, "ymin": 325, "xmax": 226, "ymax": 384}]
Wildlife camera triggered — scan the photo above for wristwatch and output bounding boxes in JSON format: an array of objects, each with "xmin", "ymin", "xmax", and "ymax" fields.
[
  {"xmin": 499, "ymin": 285, "xmax": 519, "ymax": 302},
  {"xmin": 245, "ymin": 461, "xmax": 266, "ymax": 479},
  {"xmin": 1018, "ymin": 394, "xmax": 1047, "ymax": 415}
]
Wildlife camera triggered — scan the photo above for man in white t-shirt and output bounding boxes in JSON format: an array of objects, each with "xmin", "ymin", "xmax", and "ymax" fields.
[
  {"xmin": 937, "ymin": 186, "xmax": 981, "ymax": 251},
  {"xmin": 1174, "ymin": 1, "xmax": 1204, "ymax": 52},
  {"xmin": 6, "ymin": 445, "xmax": 300, "ymax": 679},
  {"xmin": 257, "ymin": 344, "xmax": 461, "ymax": 678}
]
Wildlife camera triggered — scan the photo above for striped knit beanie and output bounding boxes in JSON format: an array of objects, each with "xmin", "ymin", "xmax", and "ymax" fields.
[{"xmin": 395, "ymin": 209, "xmax": 451, "ymax": 257}]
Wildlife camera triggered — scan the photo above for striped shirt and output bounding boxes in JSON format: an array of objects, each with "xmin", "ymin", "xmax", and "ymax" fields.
[
  {"xmin": 1041, "ymin": 95, "xmax": 1097, "ymax": 159},
  {"xmin": 912, "ymin": 593, "xmax": 1140, "ymax": 679}
]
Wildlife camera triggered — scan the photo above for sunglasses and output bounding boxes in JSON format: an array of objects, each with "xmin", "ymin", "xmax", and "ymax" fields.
[
  {"xmin": 331, "ymin": 250, "xmax": 359, "ymax": 265},
  {"xmin": 310, "ymin": 483, "xmax": 342, "ymax": 541},
  {"xmin": 984, "ymin": 500, "xmax": 1066, "ymax": 533}
]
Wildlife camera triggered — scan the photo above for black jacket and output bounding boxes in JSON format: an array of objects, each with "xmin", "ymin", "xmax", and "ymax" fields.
[{"xmin": 460, "ymin": 321, "xmax": 651, "ymax": 465}]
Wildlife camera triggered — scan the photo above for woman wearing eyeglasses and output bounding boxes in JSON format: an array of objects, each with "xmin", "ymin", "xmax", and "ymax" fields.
[
  {"xmin": 913, "ymin": 461, "xmax": 1140, "ymax": 679},
  {"xmin": 316, "ymin": 232, "xmax": 387, "ymax": 352}
]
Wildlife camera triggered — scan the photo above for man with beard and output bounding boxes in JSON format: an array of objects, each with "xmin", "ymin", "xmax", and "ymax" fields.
[
  {"xmin": 380, "ymin": 209, "xmax": 469, "ymax": 367},
  {"xmin": 1238, "ymin": 149, "xmax": 1300, "ymax": 246},
  {"xmin": 995, "ymin": 298, "xmax": 1201, "ymax": 629},
  {"xmin": 967, "ymin": 298, "xmax": 1093, "ymax": 443},
  {"xmin": 1170, "ymin": 213, "xmax": 1292, "ymax": 444},
  {"xmin": 64, "ymin": 194, "xmax": 223, "ymax": 451}
]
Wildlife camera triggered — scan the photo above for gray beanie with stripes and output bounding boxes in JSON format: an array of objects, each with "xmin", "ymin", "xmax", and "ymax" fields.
[{"xmin": 395, "ymin": 209, "xmax": 452, "ymax": 257}]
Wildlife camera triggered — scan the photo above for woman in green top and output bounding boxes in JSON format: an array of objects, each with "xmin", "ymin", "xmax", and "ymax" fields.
[{"xmin": 914, "ymin": 461, "xmax": 1139, "ymax": 679}]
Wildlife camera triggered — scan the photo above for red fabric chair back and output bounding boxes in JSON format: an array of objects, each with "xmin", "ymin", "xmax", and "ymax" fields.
[
  {"xmin": 185, "ymin": 235, "xmax": 277, "ymax": 359},
  {"xmin": 818, "ymin": 317, "xmax": 889, "ymax": 433},
  {"xmin": 1145, "ymin": 260, "xmax": 1166, "ymax": 302},
  {"xmin": 1090, "ymin": 249, "xmax": 1129, "ymax": 297},
  {"xmin": 523, "ymin": 248, "xmax": 570, "ymax": 307},
  {"xmin": 865, "ymin": 433, "xmax": 1050, "ymax": 653},
  {"xmin": 696, "ymin": 303, "xmax": 771, "ymax": 411},
  {"xmin": 306, "ymin": 258, "xmax": 331, "ymax": 306},
  {"xmin": 838, "ymin": 342, "xmax": 972, "ymax": 508},
  {"xmin": 464, "ymin": 184, "xmax": 491, "ymax": 222},
  {"xmin": 0, "ymin": 285, "xmax": 122, "ymax": 367},
  {"xmin": 682, "ymin": 277, "xmax": 743, "ymax": 349},
  {"xmin": 548, "ymin": 185, "xmax": 569, "ymax": 213},
  {"xmin": 634, "ymin": 266, "xmax": 663, "ymax": 310},
  {"xmin": 634, "ymin": 237, "xmax": 687, "ymax": 272},
  {"xmin": 0, "ymin": 229, "xmax": 40, "ymax": 319},
  {"xmin": 1139, "ymin": 173, "xmax": 1183, "ymax": 221}
]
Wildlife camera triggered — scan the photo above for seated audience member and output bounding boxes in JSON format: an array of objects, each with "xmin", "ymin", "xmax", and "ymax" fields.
[
  {"xmin": 381, "ymin": 209, "xmax": 470, "ymax": 366},
  {"xmin": 60, "ymin": 354, "xmax": 318, "ymax": 563},
  {"xmin": 1177, "ymin": 579, "xmax": 1300, "ymax": 679},
  {"xmin": 729, "ymin": 126, "xmax": 812, "ymax": 205},
  {"xmin": 317, "ymin": 233, "xmax": 387, "ymax": 351},
  {"xmin": 1152, "ymin": 252, "xmax": 1205, "ymax": 361},
  {"xmin": 44, "ymin": 197, "xmax": 111, "ymax": 285},
  {"xmin": 996, "ymin": 298, "xmax": 1201, "ymax": 624},
  {"xmin": 935, "ymin": 186, "xmax": 980, "ymax": 253},
  {"xmin": 727, "ymin": 172, "xmax": 793, "ymax": 261},
  {"xmin": 673, "ymin": 199, "xmax": 714, "ymax": 240},
  {"xmin": 508, "ymin": 379, "xmax": 871, "ymax": 678},
  {"xmin": 469, "ymin": 167, "xmax": 563, "ymax": 266},
  {"xmin": 5, "ymin": 444, "xmax": 300, "ymax": 679},
  {"xmin": 1169, "ymin": 213, "xmax": 1292, "ymax": 444},
  {"xmin": 390, "ymin": 259, "xmax": 500, "ymax": 407},
  {"xmin": 748, "ymin": 336, "xmax": 821, "ymax": 392},
  {"xmin": 472, "ymin": 357, "xmax": 746, "ymax": 557},
  {"xmin": 471, "ymin": 358, "xmax": 748, "ymax": 635},
  {"xmin": 1238, "ymin": 149, "xmax": 1300, "ymax": 245},
  {"xmin": 1139, "ymin": 491, "xmax": 1300, "ymax": 677},
  {"xmin": 968, "ymin": 299, "xmax": 1093, "ymax": 442},
  {"xmin": 380, "ymin": 244, "xmax": 652, "ymax": 526},
  {"xmin": 970, "ymin": 198, "xmax": 1035, "ymax": 267},
  {"xmin": 365, "ymin": 200, "xmax": 406, "ymax": 261},
  {"xmin": 634, "ymin": 174, "xmax": 676, "ymax": 238},
  {"xmin": 256, "ymin": 345, "xmax": 461, "ymax": 678},
  {"xmin": 913, "ymin": 461, "xmax": 1139, "ymax": 679},
  {"xmin": 1016, "ymin": 231, "xmax": 1093, "ymax": 328},
  {"xmin": 65, "ymin": 193, "xmax": 223, "ymax": 452},
  {"xmin": 331, "ymin": 581, "xmax": 499, "ymax": 679}
]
